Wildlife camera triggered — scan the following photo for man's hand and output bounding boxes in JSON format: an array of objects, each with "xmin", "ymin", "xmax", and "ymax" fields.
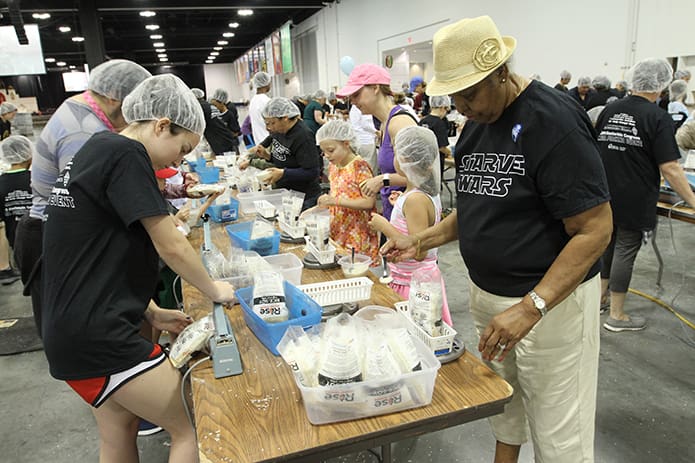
[
  {"xmin": 251, "ymin": 145, "xmax": 271, "ymax": 160},
  {"xmin": 478, "ymin": 299, "xmax": 541, "ymax": 362},
  {"xmin": 265, "ymin": 167, "xmax": 284, "ymax": 184}
]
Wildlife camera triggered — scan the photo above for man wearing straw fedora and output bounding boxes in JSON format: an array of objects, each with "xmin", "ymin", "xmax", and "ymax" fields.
[{"xmin": 381, "ymin": 16, "xmax": 613, "ymax": 463}]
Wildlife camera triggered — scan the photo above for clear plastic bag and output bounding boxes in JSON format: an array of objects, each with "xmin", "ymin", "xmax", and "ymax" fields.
[
  {"xmin": 318, "ymin": 313, "xmax": 363, "ymax": 386},
  {"xmin": 408, "ymin": 269, "xmax": 444, "ymax": 337},
  {"xmin": 169, "ymin": 314, "xmax": 216, "ymax": 368},
  {"xmin": 252, "ymin": 271, "xmax": 289, "ymax": 323}
]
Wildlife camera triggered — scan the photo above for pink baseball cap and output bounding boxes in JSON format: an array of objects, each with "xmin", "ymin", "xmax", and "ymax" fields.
[{"xmin": 337, "ymin": 63, "xmax": 391, "ymax": 97}]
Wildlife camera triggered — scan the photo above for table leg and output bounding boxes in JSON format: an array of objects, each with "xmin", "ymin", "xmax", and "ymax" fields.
[{"xmin": 381, "ymin": 442, "xmax": 392, "ymax": 463}]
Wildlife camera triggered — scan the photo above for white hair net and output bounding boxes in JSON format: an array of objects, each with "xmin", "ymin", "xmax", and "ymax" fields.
[
  {"xmin": 560, "ymin": 70, "xmax": 572, "ymax": 80},
  {"xmin": 670, "ymin": 80, "xmax": 688, "ymax": 102},
  {"xmin": 253, "ymin": 71, "xmax": 271, "ymax": 89},
  {"xmin": 191, "ymin": 88, "xmax": 205, "ymax": 99},
  {"xmin": 429, "ymin": 95, "xmax": 451, "ymax": 108},
  {"xmin": 0, "ymin": 102, "xmax": 18, "ymax": 115},
  {"xmin": 0, "ymin": 135, "xmax": 33, "ymax": 164},
  {"xmin": 393, "ymin": 126, "xmax": 441, "ymax": 197},
  {"xmin": 674, "ymin": 70, "xmax": 691, "ymax": 81},
  {"xmin": 261, "ymin": 97, "xmax": 300, "ymax": 118},
  {"xmin": 122, "ymin": 74, "xmax": 206, "ymax": 136},
  {"xmin": 211, "ymin": 88, "xmax": 228, "ymax": 102},
  {"xmin": 592, "ymin": 75, "xmax": 611, "ymax": 90},
  {"xmin": 328, "ymin": 91, "xmax": 337, "ymax": 100},
  {"xmin": 577, "ymin": 76, "xmax": 592, "ymax": 87},
  {"xmin": 313, "ymin": 89, "xmax": 327, "ymax": 99},
  {"xmin": 87, "ymin": 59, "xmax": 151, "ymax": 101},
  {"xmin": 315, "ymin": 120, "xmax": 359, "ymax": 152},
  {"xmin": 627, "ymin": 58, "xmax": 673, "ymax": 93}
]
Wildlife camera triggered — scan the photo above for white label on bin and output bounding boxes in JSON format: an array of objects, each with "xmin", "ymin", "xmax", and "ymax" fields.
[{"xmin": 366, "ymin": 382, "xmax": 413, "ymax": 411}]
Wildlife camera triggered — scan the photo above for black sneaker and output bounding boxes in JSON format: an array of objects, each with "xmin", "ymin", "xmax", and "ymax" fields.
[
  {"xmin": 0, "ymin": 268, "xmax": 20, "ymax": 286},
  {"xmin": 137, "ymin": 419, "xmax": 163, "ymax": 436}
]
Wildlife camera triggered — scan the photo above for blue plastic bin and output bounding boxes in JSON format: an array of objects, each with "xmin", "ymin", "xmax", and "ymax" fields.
[
  {"xmin": 225, "ymin": 221, "xmax": 280, "ymax": 256},
  {"xmin": 208, "ymin": 198, "xmax": 239, "ymax": 223},
  {"xmin": 235, "ymin": 281, "xmax": 323, "ymax": 355},
  {"xmin": 197, "ymin": 166, "xmax": 220, "ymax": 184}
]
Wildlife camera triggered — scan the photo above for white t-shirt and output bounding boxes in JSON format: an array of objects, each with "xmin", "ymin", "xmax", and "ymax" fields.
[
  {"xmin": 249, "ymin": 92, "xmax": 271, "ymax": 145},
  {"xmin": 349, "ymin": 105, "xmax": 377, "ymax": 145}
]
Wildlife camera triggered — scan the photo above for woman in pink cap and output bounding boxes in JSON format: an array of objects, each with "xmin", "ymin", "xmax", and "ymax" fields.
[{"xmin": 338, "ymin": 63, "xmax": 417, "ymax": 220}]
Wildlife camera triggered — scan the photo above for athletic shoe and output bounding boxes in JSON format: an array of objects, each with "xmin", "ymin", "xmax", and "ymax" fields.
[
  {"xmin": 600, "ymin": 297, "xmax": 610, "ymax": 314},
  {"xmin": 603, "ymin": 315, "xmax": 646, "ymax": 332},
  {"xmin": 0, "ymin": 268, "xmax": 20, "ymax": 286},
  {"xmin": 137, "ymin": 419, "xmax": 163, "ymax": 436}
]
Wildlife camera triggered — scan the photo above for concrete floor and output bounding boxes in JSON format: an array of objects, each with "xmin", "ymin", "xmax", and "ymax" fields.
[{"xmin": 2, "ymin": 208, "xmax": 695, "ymax": 462}]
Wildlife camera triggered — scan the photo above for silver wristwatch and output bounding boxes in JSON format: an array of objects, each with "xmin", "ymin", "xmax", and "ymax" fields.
[{"xmin": 528, "ymin": 290, "xmax": 547, "ymax": 318}]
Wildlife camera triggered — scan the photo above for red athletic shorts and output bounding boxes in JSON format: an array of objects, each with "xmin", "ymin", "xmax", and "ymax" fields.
[{"xmin": 66, "ymin": 344, "xmax": 166, "ymax": 408}]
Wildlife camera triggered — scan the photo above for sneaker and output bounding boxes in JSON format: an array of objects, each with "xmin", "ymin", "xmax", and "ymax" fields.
[
  {"xmin": 603, "ymin": 315, "xmax": 646, "ymax": 332},
  {"xmin": 600, "ymin": 297, "xmax": 610, "ymax": 314},
  {"xmin": 0, "ymin": 268, "xmax": 20, "ymax": 286},
  {"xmin": 137, "ymin": 419, "xmax": 163, "ymax": 436}
]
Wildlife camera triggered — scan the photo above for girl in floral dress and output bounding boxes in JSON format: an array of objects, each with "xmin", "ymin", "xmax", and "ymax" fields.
[{"xmin": 311, "ymin": 120, "xmax": 379, "ymax": 261}]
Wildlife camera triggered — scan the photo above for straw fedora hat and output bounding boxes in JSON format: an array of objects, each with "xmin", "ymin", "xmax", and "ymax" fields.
[{"xmin": 428, "ymin": 16, "xmax": 516, "ymax": 96}]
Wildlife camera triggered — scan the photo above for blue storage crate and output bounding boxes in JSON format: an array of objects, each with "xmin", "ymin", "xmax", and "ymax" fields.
[
  {"xmin": 208, "ymin": 198, "xmax": 239, "ymax": 223},
  {"xmin": 225, "ymin": 221, "xmax": 280, "ymax": 256},
  {"xmin": 235, "ymin": 280, "xmax": 323, "ymax": 355},
  {"xmin": 197, "ymin": 166, "xmax": 220, "ymax": 184}
]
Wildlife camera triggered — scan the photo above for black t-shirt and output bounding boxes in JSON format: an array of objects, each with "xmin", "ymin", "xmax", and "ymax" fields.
[
  {"xmin": 455, "ymin": 81, "xmax": 610, "ymax": 297},
  {"xmin": 261, "ymin": 120, "xmax": 321, "ymax": 203},
  {"xmin": 586, "ymin": 89, "xmax": 619, "ymax": 111},
  {"xmin": 0, "ymin": 169, "xmax": 31, "ymax": 246},
  {"xmin": 596, "ymin": 95, "xmax": 681, "ymax": 231},
  {"xmin": 224, "ymin": 102, "xmax": 241, "ymax": 133},
  {"xmin": 42, "ymin": 131, "xmax": 170, "ymax": 380},
  {"xmin": 0, "ymin": 119, "xmax": 10, "ymax": 140},
  {"xmin": 199, "ymin": 100, "xmax": 237, "ymax": 154}
]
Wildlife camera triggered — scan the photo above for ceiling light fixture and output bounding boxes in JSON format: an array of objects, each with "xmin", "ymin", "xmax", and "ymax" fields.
[
  {"xmin": 69, "ymin": 65, "xmax": 76, "ymax": 69},
  {"xmin": 223, "ymin": 32, "xmax": 235, "ymax": 38},
  {"xmin": 58, "ymin": 26, "xmax": 71, "ymax": 33},
  {"xmin": 238, "ymin": 9, "xmax": 253, "ymax": 16},
  {"xmin": 213, "ymin": 47, "xmax": 222, "ymax": 51},
  {"xmin": 210, "ymin": 52, "xmax": 219, "ymax": 56},
  {"xmin": 150, "ymin": 34, "xmax": 162, "ymax": 39},
  {"xmin": 217, "ymin": 40, "xmax": 228, "ymax": 45},
  {"xmin": 145, "ymin": 24, "xmax": 160, "ymax": 31},
  {"xmin": 159, "ymin": 58, "xmax": 168, "ymax": 62},
  {"xmin": 153, "ymin": 42, "xmax": 165, "ymax": 47},
  {"xmin": 56, "ymin": 61, "xmax": 67, "ymax": 66},
  {"xmin": 155, "ymin": 48, "xmax": 166, "ymax": 53},
  {"xmin": 158, "ymin": 54, "xmax": 167, "ymax": 58},
  {"xmin": 71, "ymin": 36, "xmax": 85, "ymax": 42},
  {"xmin": 139, "ymin": 11, "xmax": 156, "ymax": 17},
  {"xmin": 206, "ymin": 60, "xmax": 213, "ymax": 64},
  {"xmin": 32, "ymin": 13, "xmax": 51, "ymax": 20},
  {"xmin": 45, "ymin": 57, "xmax": 56, "ymax": 63},
  {"xmin": 228, "ymin": 22, "xmax": 240, "ymax": 28}
]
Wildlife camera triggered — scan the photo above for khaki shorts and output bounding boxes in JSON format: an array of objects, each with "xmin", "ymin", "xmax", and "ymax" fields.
[{"xmin": 469, "ymin": 274, "xmax": 600, "ymax": 463}]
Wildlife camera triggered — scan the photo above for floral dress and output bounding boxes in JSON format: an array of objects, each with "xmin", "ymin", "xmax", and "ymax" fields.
[{"xmin": 327, "ymin": 156, "xmax": 379, "ymax": 262}]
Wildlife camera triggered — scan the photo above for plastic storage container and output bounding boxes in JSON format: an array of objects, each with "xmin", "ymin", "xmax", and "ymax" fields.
[
  {"xmin": 291, "ymin": 329, "xmax": 441, "ymax": 425},
  {"xmin": 262, "ymin": 253, "xmax": 303, "ymax": 285},
  {"xmin": 305, "ymin": 240, "xmax": 336, "ymax": 265},
  {"xmin": 253, "ymin": 199, "xmax": 277, "ymax": 219},
  {"xmin": 298, "ymin": 277, "xmax": 373, "ymax": 307},
  {"xmin": 207, "ymin": 197, "xmax": 239, "ymax": 223},
  {"xmin": 235, "ymin": 281, "xmax": 323, "ymax": 355},
  {"xmin": 278, "ymin": 219, "xmax": 306, "ymax": 239},
  {"xmin": 337, "ymin": 254, "xmax": 372, "ymax": 278},
  {"xmin": 225, "ymin": 221, "xmax": 280, "ymax": 256},
  {"xmin": 237, "ymin": 189, "xmax": 289, "ymax": 215},
  {"xmin": 197, "ymin": 166, "xmax": 220, "ymax": 184},
  {"xmin": 394, "ymin": 301, "xmax": 458, "ymax": 356}
]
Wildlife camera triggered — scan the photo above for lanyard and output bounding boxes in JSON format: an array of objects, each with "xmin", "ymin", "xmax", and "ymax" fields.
[{"xmin": 82, "ymin": 91, "xmax": 115, "ymax": 132}]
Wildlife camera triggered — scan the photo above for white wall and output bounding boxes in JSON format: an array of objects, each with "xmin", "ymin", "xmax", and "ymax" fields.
[
  {"xmin": 296, "ymin": 0, "xmax": 695, "ymax": 91},
  {"xmin": 203, "ymin": 63, "xmax": 251, "ymax": 102}
]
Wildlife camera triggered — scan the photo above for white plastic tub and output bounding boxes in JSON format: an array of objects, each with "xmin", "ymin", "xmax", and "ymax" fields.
[
  {"xmin": 394, "ymin": 301, "xmax": 458, "ymax": 356},
  {"xmin": 298, "ymin": 277, "xmax": 373, "ymax": 307},
  {"xmin": 237, "ymin": 189, "xmax": 288, "ymax": 215},
  {"xmin": 262, "ymin": 253, "xmax": 303, "ymax": 285}
]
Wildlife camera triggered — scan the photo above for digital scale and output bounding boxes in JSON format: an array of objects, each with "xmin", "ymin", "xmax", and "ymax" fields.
[
  {"xmin": 303, "ymin": 252, "xmax": 339, "ymax": 270},
  {"xmin": 280, "ymin": 232, "xmax": 306, "ymax": 244}
]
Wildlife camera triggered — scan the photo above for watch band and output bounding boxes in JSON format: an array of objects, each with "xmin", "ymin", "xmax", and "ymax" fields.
[
  {"xmin": 528, "ymin": 290, "xmax": 547, "ymax": 317},
  {"xmin": 382, "ymin": 173, "xmax": 390, "ymax": 187}
]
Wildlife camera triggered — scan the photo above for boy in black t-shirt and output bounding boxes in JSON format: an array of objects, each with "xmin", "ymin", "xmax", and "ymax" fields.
[{"xmin": 0, "ymin": 135, "xmax": 32, "ymax": 284}]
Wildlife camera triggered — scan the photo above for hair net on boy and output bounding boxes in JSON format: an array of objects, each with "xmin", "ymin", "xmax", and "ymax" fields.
[
  {"xmin": 261, "ymin": 97, "xmax": 300, "ymax": 118},
  {"xmin": 88, "ymin": 59, "xmax": 151, "ymax": 101},
  {"xmin": 674, "ymin": 70, "xmax": 692, "ymax": 81},
  {"xmin": 313, "ymin": 89, "xmax": 327, "ymax": 99},
  {"xmin": 253, "ymin": 71, "xmax": 271, "ymax": 89},
  {"xmin": 122, "ymin": 74, "xmax": 206, "ymax": 136},
  {"xmin": 315, "ymin": 120, "xmax": 359, "ymax": 153},
  {"xmin": 0, "ymin": 102, "xmax": 18, "ymax": 115},
  {"xmin": 627, "ymin": 58, "xmax": 673, "ymax": 93},
  {"xmin": 0, "ymin": 135, "xmax": 33, "ymax": 164},
  {"xmin": 670, "ymin": 80, "xmax": 688, "ymax": 102},
  {"xmin": 211, "ymin": 88, "xmax": 228, "ymax": 102},
  {"xmin": 429, "ymin": 95, "xmax": 451, "ymax": 108},
  {"xmin": 191, "ymin": 88, "xmax": 205, "ymax": 99},
  {"xmin": 577, "ymin": 76, "xmax": 591, "ymax": 87},
  {"xmin": 394, "ymin": 126, "xmax": 441, "ymax": 197},
  {"xmin": 591, "ymin": 75, "xmax": 611, "ymax": 90}
]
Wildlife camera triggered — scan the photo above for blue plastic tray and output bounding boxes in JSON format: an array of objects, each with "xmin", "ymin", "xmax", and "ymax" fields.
[
  {"xmin": 208, "ymin": 198, "xmax": 239, "ymax": 223},
  {"xmin": 235, "ymin": 281, "xmax": 323, "ymax": 355},
  {"xmin": 225, "ymin": 221, "xmax": 280, "ymax": 256}
]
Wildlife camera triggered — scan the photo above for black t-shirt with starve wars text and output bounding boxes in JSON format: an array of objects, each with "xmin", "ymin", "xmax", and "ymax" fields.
[
  {"xmin": 595, "ymin": 95, "xmax": 681, "ymax": 231},
  {"xmin": 455, "ymin": 80, "xmax": 610, "ymax": 297},
  {"xmin": 42, "ymin": 131, "xmax": 170, "ymax": 380}
]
